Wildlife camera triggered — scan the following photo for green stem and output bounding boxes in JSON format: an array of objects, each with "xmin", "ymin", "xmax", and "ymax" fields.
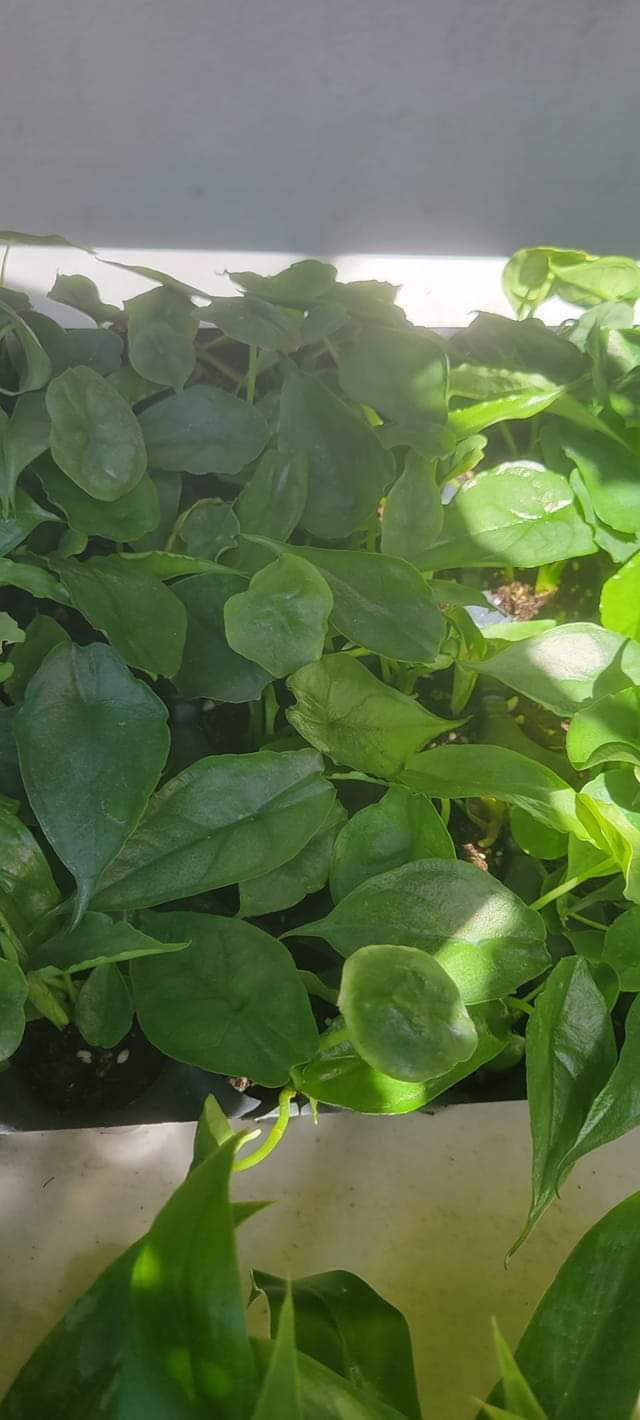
[
  {"xmin": 246, "ymin": 344, "xmax": 257, "ymax": 404},
  {"xmin": 530, "ymin": 857, "xmax": 617, "ymax": 913},
  {"xmin": 233, "ymin": 1087, "xmax": 296, "ymax": 1172},
  {"xmin": 567, "ymin": 910, "xmax": 606, "ymax": 931},
  {"xmin": 500, "ymin": 423, "xmax": 519, "ymax": 459},
  {"xmin": 262, "ymin": 682, "xmax": 279, "ymax": 739},
  {"xmin": 323, "ymin": 336, "xmax": 339, "ymax": 362},
  {"xmin": 317, "ymin": 1024, "xmax": 350, "ymax": 1053},
  {"xmin": 198, "ymin": 348, "xmax": 244, "ymax": 385}
]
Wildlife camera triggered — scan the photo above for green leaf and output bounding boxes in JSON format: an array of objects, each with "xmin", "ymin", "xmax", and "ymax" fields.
[
  {"xmin": 47, "ymin": 272, "xmax": 120, "ymax": 323},
  {"xmin": 25, "ymin": 314, "xmax": 123, "ymax": 377},
  {"xmin": 470, "ymin": 622, "xmax": 640, "ymax": 716},
  {"xmin": 510, "ymin": 806, "xmax": 567, "ymax": 861},
  {"xmin": 74, "ymin": 962, "xmax": 133, "ymax": 1047},
  {"xmin": 561, "ymin": 432, "xmax": 640, "ymax": 534},
  {"xmin": 561, "ymin": 991, "xmax": 640, "ymax": 1175},
  {"xmin": 0, "ymin": 487, "xmax": 60, "ymax": 555},
  {"xmin": 0, "ymin": 800, "xmax": 60, "ymax": 941},
  {"xmin": 225, "ymin": 554, "xmax": 333, "ymax": 677},
  {"xmin": 287, "ymin": 654, "xmax": 457, "ymax": 778},
  {"xmin": 126, "ymin": 286, "xmax": 198, "ymax": 391},
  {"xmin": 46, "ymin": 365, "xmax": 147, "ymax": 501},
  {"xmin": 228, "ymin": 259, "xmax": 337, "ymax": 306},
  {"xmin": 271, "ymin": 543, "xmax": 445, "ymax": 664},
  {"xmin": 296, "ymin": 859, "xmax": 549, "ymax": 1004},
  {"xmin": 131, "ymin": 1140, "xmax": 259, "ymax": 1416},
  {"xmin": 449, "ymin": 386, "xmax": 560, "ymax": 436},
  {"xmin": 32, "ymin": 912, "xmax": 189, "ymax": 973},
  {"xmin": 340, "ymin": 944, "xmax": 477, "ymax": 1082},
  {"xmin": 108, "ymin": 364, "xmax": 164, "ymax": 405},
  {"xmin": 117, "ymin": 548, "xmax": 226, "ymax": 578},
  {"xmin": 256, "ymin": 1268, "xmax": 421, "ymax": 1420},
  {"xmin": 553, "ymin": 253, "xmax": 640, "ymax": 306},
  {"xmin": 380, "ymin": 452, "xmax": 443, "ymax": 566},
  {"xmin": 421, "ymin": 464, "xmax": 595, "ymax": 571},
  {"xmin": 131, "ymin": 911, "xmax": 318, "ymax": 1085},
  {"xmin": 15, "ymin": 643, "xmax": 169, "ymax": 922},
  {"xmin": 36, "ymin": 454, "xmax": 160, "ymax": 542},
  {"xmin": 202, "ymin": 295, "xmax": 302, "ymax": 351},
  {"xmin": 603, "ymin": 907, "xmax": 640, "ymax": 990},
  {"xmin": 239, "ymin": 803, "xmax": 345, "ymax": 917},
  {"xmin": 292, "ymin": 1001, "xmax": 510, "ymax": 1114},
  {"xmin": 505, "ymin": 1189, "xmax": 640, "ymax": 1420},
  {"xmin": 330, "ymin": 784, "xmax": 454, "ymax": 902},
  {"xmin": 399, "ymin": 744, "xmax": 587, "ymax": 839},
  {"xmin": 514, "ymin": 958, "xmax": 615, "ymax": 1251},
  {"xmin": 234, "ymin": 450, "xmax": 308, "ymax": 543},
  {"xmin": 92, "ymin": 748, "xmax": 336, "ymax": 911},
  {"xmin": 0, "ymin": 391, "xmax": 50, "ymax": 512},
  {"xmin": 337, "ymin": 325, "xmax": 448, "ymax": 427},
  {"xmin": 172, "ymin": 571, "xmax": 272, "ymax": 701},
  {"xmin": 173, "ymin": 497, "xmax": 240, "ymax": 560},
  {"xmin": 252, "ymin": 1289, "xmax": 301, "ymax": 1420},
  {"xmin": 0, "ymin": 298, "xmax": 52, "ymax": 394},
  {"xmin": 0, "ymin": 556, "xmax": 67, "ymax": 604},
  {"xmin": 55, "ymin": 554, "xmax": 187, "ymax": 677},
  {"xmin": 6, "ymin": 615, "xmax": 70, "ymax": 703},
  {"xmin": 458, "ymin": 311, "xmax": 585, "ymax": 384},
  {"xmin": 138, "ymin": 384, "xmax": 268, "ymax": 476},
  {"xmin": 0, "ymin": 959, "xmax": 28, "ymax": 1060},
  {"xmin": 489, "ymin": 1323, "xmax": 548, "ymax": 1420},
  {"xmin": 278, "ymin": 365, "xmax": 393, "ymax": 539},
  {"xmin": 577, "ymin": 768, "xmax": 640, "ymax": 902},
  {"xmin": 567, "ymin": 687, "xmax": 640, "ymax": 771},
  {"xmin": 601, "ymin": 550, "xmax": 640, "ymax": 642}
]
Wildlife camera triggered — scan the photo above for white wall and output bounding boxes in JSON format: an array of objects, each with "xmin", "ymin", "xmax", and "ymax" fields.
[{"xmin": 4, "ymin": 0, "xmax": 640, "ymax": 256}]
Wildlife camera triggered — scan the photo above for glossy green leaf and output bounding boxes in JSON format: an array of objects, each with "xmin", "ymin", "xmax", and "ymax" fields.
[
  {"xmin": 507, "ymin": 1189, "xmax": 640, "ymax": 1420},
  {"xmin": 0, "ymin": 392, "xmax": 50, "ymax": 512},
  {"xmin": 228, "ymin": 259, "xmax": 337, "ymax": 306},
  {"xmin": 202, "ymin": 295, "xmax": 302, "ymax": 351},
  {"xmin": 6, "ymin": 615, "xmax": 69, "ymax": 703},
  {"xmin": 400, "ymin": 744, "xmax": 586, "ymax": 839},
  {"xmin": 36, "ymin": 454, "xmax": 160, "ymax": 542},
  {"xmin": 74, "ymin": 962, "xmax": 133, "ymax": 1047},
  {"xmin": 603, "ymin": 907, "xmax": 640, "ymax": 990},
  {"xmin": 561, "ymin": 991, "xmax": 640, "ymax": 1175},
  {"xmin": 421, "ymin": 464, "xmax": 595, "ymax": 571},
  {"xmin": 252, "ymin": 1288, "xmax": 301, "ymax": 1420},
  {"xmin": 131, "ymin": 911, "xmax": 318, "ymax": 1085},
  {"xmin": 287, "ymin": 654, "xmax": 457, "ymax": 778},
  {"xmin": 46, "ymin": 365, "xmax": 147, "ymax": 501},
  {"xmin": 117, "ymin": 549, "xmax": 224, "ymax": 578},
  {"xmin": 55, "ymin": 554, "xmax": 187, "ymax": 677},
  {"xmin": 449, "ymin": 387, "xmax": 560, "ymax": 436},
  {"xmin": 0, "ymin": 298, "xmax": 52, "ymax": 393},
  {"xmin": 471, "ymin": 622, "xmax": 640, "ymax": 716},
  {"xmin": 567, "ymin": 687, "xmax": 640, "ymax": 771},
  {"xmin": 275, "ymin": 544, "xmax": 445, "ymax": 664},
  {"xmin": 330, "ymin": 785, "xmax": 454, "ymax": 902},
  {"xmin": 172, "ymin": 571, "xmax": 271, "ymax": 701},
  {"xmin": 92, "ymin": 748, "xmax": 335, "ymax": 911},
  {"xmin": 510, "ymin": 806, "xmax": 567, "ymax": 861},
  {"xmin": 234, "ymin": 450, "xmax": 308, "ymax": 543},
  {"xmin": 340, "ymin": 944, "xmax": 477, "ymax": 1082},
  {"xmin": 239, "ymin": 803, "xmax": 344, "ymax": 917},
  {"xmin": 47, "ymin": 272, "xmax": 120, "ymax": 323},
  {"xmin": 553, "ymin": 253, "xmax": 640, "ymax": 306},
  {"xmin": 380, "ymin": 452, "xmax": 443, "ymax": 566},
  {"xmin": 297, "ymin": 859, "xmax": 549, "ymax": 1004},
  {"xmin": 126, "ymin": 286, "xmax": 198, "ymax": 391},
  {"xmin": 0, "ymin": 959, "xmax": 28, "ymax": 1060},
  {"xmin": 0, "ymin": 557, "xmax": 67, "ymax": 604},
  {"xmin": 256, "ymin": 1268, "xmax": 421, "ymax": 1420},
  {"xmin": 278, "ymin": 365, "xmax": 393, "ymax": 539},
  {"xmin": 292, "ymin": 1001, "xmax": 510, "ymax": 1114},
  {"xmin": 15, "ymin": 643, "xmax": 169, "ymax": 921},
  {"xmin": 138, "ymin": 384, "xmax": 268, "ymax": 476},
  {"xmin": 515, "ymin": 958, "xmax": 615, "ymax": 1250},
  {"xmin": 489, "ymin": 1323, "xmax": 548, "ymax": 1420},
  {"xmin": 0, "ymin": 801, "xmax": 60, "ymax": 940},
  {"xmin": 337, "ymin": 325, "xmax": 448, "ymax": 427},
  {"xmin": 32, "ymin": 912, "xmax": 189, "ymax": 973},
  {"xmin": 225, "ymin": 554, "xmax": 333, "ymax": 677},
  {"xmin": 577, "ymin": 769, "xmax": 640, "ymax": 902},
  {"xmin": 562, "ymin": 433, "xmax": 640, "ymax": 534},
  {"xmin": 601, "ymin": 550, "xmax": 640, "ymax": 642},
  {"xmin": 173, "ymin": 497, "xmax": 240, "ymax": 560}
]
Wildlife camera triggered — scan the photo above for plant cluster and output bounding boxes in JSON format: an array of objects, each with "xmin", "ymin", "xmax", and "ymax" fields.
[{"xmin": 3, "ymin": 235, "xmax": 640, "ymax": 1249}]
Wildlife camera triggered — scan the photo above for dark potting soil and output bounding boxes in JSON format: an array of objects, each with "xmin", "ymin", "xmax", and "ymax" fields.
[{"xmin": 14, "ymin": 1018, "xmax": 165, "ymax": 1116}]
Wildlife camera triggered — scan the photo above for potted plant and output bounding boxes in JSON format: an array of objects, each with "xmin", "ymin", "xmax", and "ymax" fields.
[{"xmin": 2, "ymin": 232, "xmax": 640, "ymax": 1257}]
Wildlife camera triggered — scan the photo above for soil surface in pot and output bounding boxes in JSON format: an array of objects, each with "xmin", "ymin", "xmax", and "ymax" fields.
[{"xmin": 14, "ymin": 1019, "xmax": 165, "ymax": 1116}]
